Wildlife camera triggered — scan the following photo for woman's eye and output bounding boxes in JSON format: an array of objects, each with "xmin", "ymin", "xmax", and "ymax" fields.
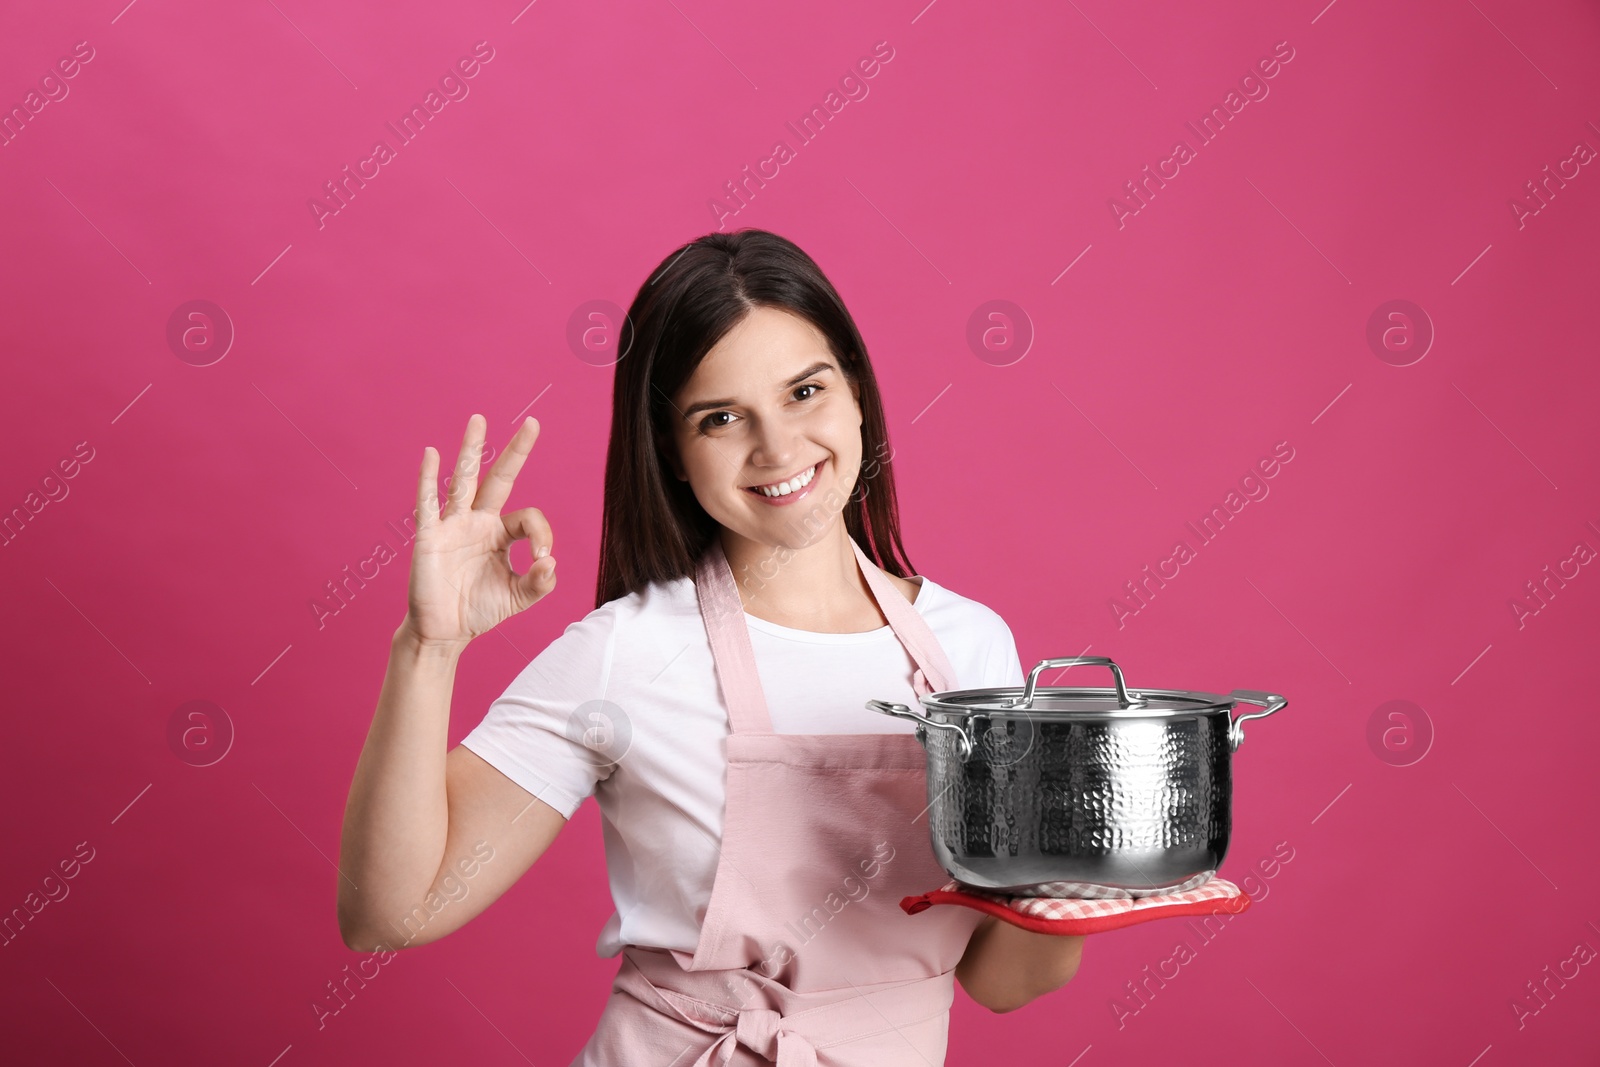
[{"xmin": 697, "ymin": 385, "xmax": 820, "ymax": 432}]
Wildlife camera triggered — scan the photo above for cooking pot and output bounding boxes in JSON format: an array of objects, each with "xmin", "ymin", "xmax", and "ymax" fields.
[{"xmin": 866, "ymin": 656, "xmax": 1287, "ymax": 898}]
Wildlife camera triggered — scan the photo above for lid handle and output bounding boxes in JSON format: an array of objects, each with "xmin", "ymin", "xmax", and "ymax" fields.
[{"xmin": 1015, "ymin": 656, "xmax": 1145, "ymax": 709}]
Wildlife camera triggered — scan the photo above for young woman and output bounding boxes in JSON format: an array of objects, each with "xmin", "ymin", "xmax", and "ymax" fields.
[{"xmin": 338, "ymin": 229, "xmax": 1085, "ymax": 1065}]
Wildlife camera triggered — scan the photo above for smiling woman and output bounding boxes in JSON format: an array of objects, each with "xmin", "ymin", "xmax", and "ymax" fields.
[
  {"xmin": 339, "ymin": 228, "xmax": 1062, "ymax": 1067},
  {"xmin": 595, "ymin": 231, "xmax": 913, "ymax": 616},
  {"xmin": 663, "ymin": 309, "xmax": 878, "ymax": 626}
]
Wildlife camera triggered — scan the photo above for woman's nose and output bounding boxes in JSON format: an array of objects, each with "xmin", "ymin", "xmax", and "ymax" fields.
[{"xmin": 746, "ymin": 414, "xmax": 799, "ymax": 467}]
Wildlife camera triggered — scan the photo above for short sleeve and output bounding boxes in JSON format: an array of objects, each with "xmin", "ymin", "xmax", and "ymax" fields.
[
  {"xmin": 986, "ymin": 617, "xmax": 1026, "ymax": 688},
  {"xmin": 458, "ymin": 605, "xmax": 623, "ymax": 819}
]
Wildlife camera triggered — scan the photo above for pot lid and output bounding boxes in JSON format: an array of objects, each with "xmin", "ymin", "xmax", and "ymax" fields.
[
  {"xmin": 929, "ymin": 656, "xmax": 1232, "ymax": 717},
  {"xmin": 867, "ymin": 657, "xmax": 1289, "ymax": 756},
  {"xmin": 929, "ymin": 686, "xmax": 1230, "ymax": 716}
]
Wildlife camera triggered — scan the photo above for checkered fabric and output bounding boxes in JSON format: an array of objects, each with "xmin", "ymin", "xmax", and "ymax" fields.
[
  {"xmin": 899, "ymin": 876, "xmax": 1250, "ymax": 936},
  {"xmin": 1022, "ymin": 869, "xmax": 1216, "ymax": 900}
]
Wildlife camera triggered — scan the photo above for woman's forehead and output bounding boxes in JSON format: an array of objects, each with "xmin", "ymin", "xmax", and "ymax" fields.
[{"xmin": 684, "ymin": 310, "xmax": 838, "ymax": 394}]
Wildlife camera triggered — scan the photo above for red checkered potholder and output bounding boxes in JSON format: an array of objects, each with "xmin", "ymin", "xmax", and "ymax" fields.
[{"xmin": 899, "ymin": 877, "xmax": 1251, "ymax": 935}]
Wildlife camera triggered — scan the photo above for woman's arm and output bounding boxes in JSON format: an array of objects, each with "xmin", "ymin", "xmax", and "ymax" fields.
[
  {"xmin": 339, "ymin": 416, "xmax": 565, "ymax": 950},
  {"xmin": 954, "ymin": 915, "xmax": 1086, "ymax": 1013},
  {"xmin": 337, "ymin": 624, "xmax": 568, "ymax": 952}
]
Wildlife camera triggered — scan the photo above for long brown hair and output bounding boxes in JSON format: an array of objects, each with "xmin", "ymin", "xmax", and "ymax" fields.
[{"xmin": 595, "ymin": 229, "xmax": 915, "ymax": 608}]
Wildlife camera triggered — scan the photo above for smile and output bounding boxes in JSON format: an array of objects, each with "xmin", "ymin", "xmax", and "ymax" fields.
[{"xmin": 744, "ymin": 459, "xmax": 823, "ymax": 501}]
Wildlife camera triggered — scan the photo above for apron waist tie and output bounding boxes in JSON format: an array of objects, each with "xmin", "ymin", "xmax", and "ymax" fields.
[
  {"xmin": 616, "ymin": 947, "xmax": 953, "ymax": 1066},
  {"xmin": 720, "ymin": 1007, "xmax": 816, "ymax": 1066}
]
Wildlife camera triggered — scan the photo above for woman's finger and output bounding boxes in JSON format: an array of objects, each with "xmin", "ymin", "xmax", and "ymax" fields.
[
  {"xmin": 503, "ymin": 506, "xmax": 557, "ymax": 603},
  {"xmin": 500, "ymin": 506, "xmax": 553, "ymax": 558},
  {"xmin": 442, "ymin": 413, "xmax": 486, "ymax": 520},
  {"xmin": 514, "ymin": 547, "xmax": 557, "ymax": 602},
  {"xmin": 474, "ymin": 417, "xmax": 540, "ymax": 516},
  {"xmin": 415, "ymin": 445, "xmax": 441, "ymax": 530}
]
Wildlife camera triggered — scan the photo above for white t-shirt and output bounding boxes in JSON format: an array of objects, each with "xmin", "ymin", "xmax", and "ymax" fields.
[{"xmin": 459, "ymin": 569, "xmax": 1025, "ymax": 958}]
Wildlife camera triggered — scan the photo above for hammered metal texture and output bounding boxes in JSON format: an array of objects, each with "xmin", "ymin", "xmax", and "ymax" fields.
[{"xmin": 925, "ymin": 712, "xmax": 1234, "ymax": 897}]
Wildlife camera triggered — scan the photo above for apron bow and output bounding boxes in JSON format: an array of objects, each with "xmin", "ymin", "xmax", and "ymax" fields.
[{"xmin": 693, "ymin": 1005, "xmax": 819, "ymax": 1067}]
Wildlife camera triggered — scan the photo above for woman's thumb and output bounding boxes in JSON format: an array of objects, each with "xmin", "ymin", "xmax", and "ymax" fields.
[
  {"xmin": 517, "ymin": 551, "xmax": 556, "ymax": 600},
  {"xmin": 503, "ymin": 507, "xmax": 556, "ymax": 602}
]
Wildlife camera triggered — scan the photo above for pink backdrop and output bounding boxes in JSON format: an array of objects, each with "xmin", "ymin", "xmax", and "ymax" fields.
[{"xmin": 3, "ymin": 0, "xmax": 1597, "ymax": 1063}]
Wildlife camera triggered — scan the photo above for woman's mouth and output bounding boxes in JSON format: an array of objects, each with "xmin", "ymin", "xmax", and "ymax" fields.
[{"xmin": 743, "ymin": 459, "xmax": 823, "ymax": 505}]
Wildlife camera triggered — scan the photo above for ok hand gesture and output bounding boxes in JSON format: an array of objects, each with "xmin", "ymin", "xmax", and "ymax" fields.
[{"xmin": 398, "ymin": 414, "xmax": 556, "ymax": 651}]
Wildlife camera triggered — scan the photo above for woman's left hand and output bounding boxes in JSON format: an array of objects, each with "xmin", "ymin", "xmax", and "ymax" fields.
[{"xmin": 955, "ymin": 915, "xmax": 1086, "ymax": 1013}]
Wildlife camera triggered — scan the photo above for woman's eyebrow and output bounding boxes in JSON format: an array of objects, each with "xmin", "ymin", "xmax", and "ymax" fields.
[{"xmin": 681, "ymin": 361, "xmax": 834, "ymax": 420}]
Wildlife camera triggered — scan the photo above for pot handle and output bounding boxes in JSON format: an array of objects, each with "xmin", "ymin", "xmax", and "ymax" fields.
[
  {"xmin": 1015, "ymin": 656, "xmax": 1145, "ymax": 709},
  {"xmin": 1227, "ymin": 690, "xmax": 1288, "ymax": 752},
  {"xmin": 865, "ymin": 699, "xmax": 974, "ymax": 759}
]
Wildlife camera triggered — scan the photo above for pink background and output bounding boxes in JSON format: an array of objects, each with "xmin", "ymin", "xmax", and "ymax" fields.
[{"xmin": 2, "ymin": 0, "xmax": 1597, "ymax": 1064}]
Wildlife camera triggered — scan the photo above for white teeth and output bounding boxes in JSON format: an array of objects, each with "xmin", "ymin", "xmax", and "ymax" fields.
[{"xmin": 753, "ymin": 463, "xmax": 817, "ymax": 497}]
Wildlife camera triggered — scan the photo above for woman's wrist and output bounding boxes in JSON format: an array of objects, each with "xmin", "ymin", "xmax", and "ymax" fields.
[{"xmin": 392, "ymin": 618, "xmax": 470, "ymax": 663}]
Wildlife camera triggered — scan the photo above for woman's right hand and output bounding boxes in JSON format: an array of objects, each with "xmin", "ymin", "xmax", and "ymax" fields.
[{"xmin": 398, "ymin": 414, "xmax": 556, "ymax": 651}]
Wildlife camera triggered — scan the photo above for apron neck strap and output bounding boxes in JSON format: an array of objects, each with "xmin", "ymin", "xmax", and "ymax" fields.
[
  {"xmin": 847, "ymin": 536, "xmax": 958, "ymax": 698},
  {"xmin": 694, "ymin": 534, "xmax": 959, "ymax": 735},
  {"xmin": 694, "ymin": 538, "xmax": 774, "ymax": 734}
]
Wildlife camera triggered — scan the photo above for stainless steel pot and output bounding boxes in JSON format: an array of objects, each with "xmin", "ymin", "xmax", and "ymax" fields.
[{"xmin": 867, "ymin": 656, "xmax": 1288, "ymax": 898}]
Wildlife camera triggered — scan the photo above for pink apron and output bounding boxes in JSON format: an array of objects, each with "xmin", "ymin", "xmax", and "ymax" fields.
[{"xmin": 570, "ymin": 535, "xmax": 985, "ymax": 1067}]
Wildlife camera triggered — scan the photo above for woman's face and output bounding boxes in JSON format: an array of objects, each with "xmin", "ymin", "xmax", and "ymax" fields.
[{"xmin": 668, "ymin": 306, "xmax": 864, "ymax": 552}]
